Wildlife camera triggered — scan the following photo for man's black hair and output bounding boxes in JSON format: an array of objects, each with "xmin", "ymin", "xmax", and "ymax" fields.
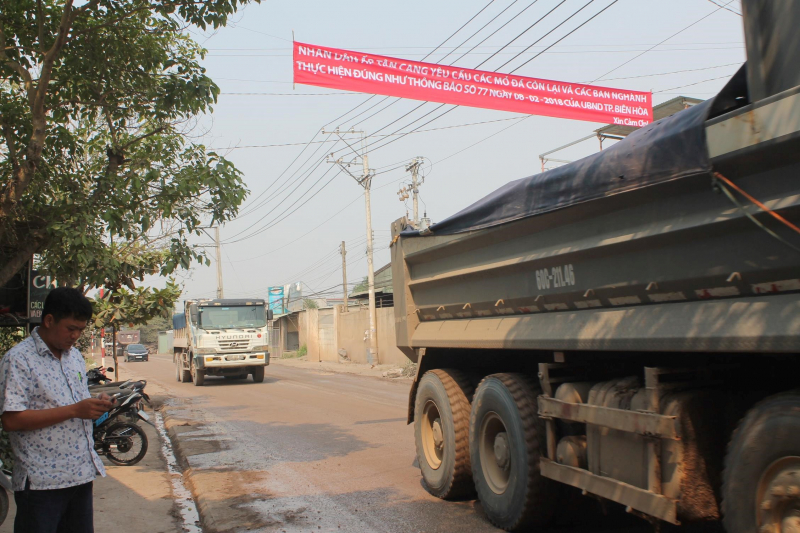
[{"xmin": 41, "ymin": 287, "xmax": 94, "ymax": 323}]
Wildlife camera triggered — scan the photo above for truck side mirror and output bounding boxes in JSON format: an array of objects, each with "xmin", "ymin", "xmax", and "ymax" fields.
[{"xmin": 267, "ymin": 309, "xmax": 274, "ymax": 321}]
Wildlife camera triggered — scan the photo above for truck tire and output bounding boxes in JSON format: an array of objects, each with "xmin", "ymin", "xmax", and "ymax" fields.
[
  {"xmin": 722, "ymin": 392, "xmax": 800, "ymax": 533},
  {"xmin": 177, "ymin": 356, "xmax": 191, "ymax": 383},
  {"xmin": 470, "ymin": 373, "xmax": 557, "ymax": 531},
  {"xmin": 191, "ymin": 359, "xmax": 205, "ymax": 386},
  {"xmin": 414, "ymin": 369, "xmax": 475, "ymax": 500},
  {"xmin": 252, "ymin": 366, "xmax": 265, "ymax": 383}
]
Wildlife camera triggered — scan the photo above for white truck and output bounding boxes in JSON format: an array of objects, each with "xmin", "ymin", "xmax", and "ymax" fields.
[{"xmin": 173, "ymin": 298, "xmax": 274, "ymax": 386}]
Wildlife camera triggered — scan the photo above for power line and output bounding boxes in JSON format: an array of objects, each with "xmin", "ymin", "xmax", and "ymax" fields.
[
  {"xmin": 235, "ymin": 134, "xmax": 337, "ymax": 218},
  {"xmin": 327, "ymin": 0, "xmax": 498, "ymax": 130},
  {"xmin": 706, "ymin": 0, "xmax": 741, "ymax": 16},
  {"xmin": 437, "ymin": 0, "xmax": 524, "ymax": 64},
  {"xmin": 509, "ymin": 1, "xmax": 620, "ymax": 74},
  {"xmin": 228, "ymin": 0, "xmax": 501, "ymax": 237},
  {"xmin": 590, "ymin": 0, "xmax": 736, "ymax": 82},
  {"xmin": 207, "ymin": 41, "xmax": 745, "ymax": 52},
  {"xmin": 343, "ymin": 0, "xmax": 516, "ymax": 129},
  {"xmin": 228, "ymin": 166, "xmax": 351, "ymax": 243},
  {"xmin": 347, "ymin": 1, "xmax": 619, "ymax": 160},
  {"xmin": 227, "ymin": 165, "xmax": 341, "ymax": 242},
  {"xmin": 654, "ymin": 74, "xmax": 734, "ymax": 93},
  {"xmin": 449, "ymin": 0, "xmax": 542, "ymax": 66},
  {"xmin": 590, "ymin": 62, "xmax": 741, "ymax": 82},
  {"xmin": 209, "ymin": 46, "xmax": 744, "ymax": 58},
  {"xmin": 220, "ymin": 92, "xmax": 365, "ymax": 96}
]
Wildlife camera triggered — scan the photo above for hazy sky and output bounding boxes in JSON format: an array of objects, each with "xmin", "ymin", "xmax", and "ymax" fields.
[{"xmin": 174, "ymin": 0, "xmax": 745, "ymax": 302}]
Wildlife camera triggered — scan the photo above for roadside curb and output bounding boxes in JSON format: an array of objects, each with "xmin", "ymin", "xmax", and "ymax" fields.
[
  {"xmin": 271, "ymin": 357, "xmax": 414, "ymax": 382},
  {"xmin": 160, "ymin": 403, "xmax": 219, "ymax": 533}
]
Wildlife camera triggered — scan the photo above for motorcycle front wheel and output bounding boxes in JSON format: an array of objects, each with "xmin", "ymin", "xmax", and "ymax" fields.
[
  {"xmin": 103, "ymin": 422, "xmax": 148, "ymax": 466},
  {"xmin": 0, "ymin": 486, "xmax": 8, "ymax": 526}
]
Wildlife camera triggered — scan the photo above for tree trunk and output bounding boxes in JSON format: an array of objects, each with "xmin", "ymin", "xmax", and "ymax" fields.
[
  {"xmin": 0, "ymin": 235, "xmax": 46, "ymax": 287},
  {"xmin": 112, "ymin": 323, "xmax": 118, "ymax": 378}
]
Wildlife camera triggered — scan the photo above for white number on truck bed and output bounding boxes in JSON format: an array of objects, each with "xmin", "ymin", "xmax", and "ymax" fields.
[{"xmin": 536, "ymin": 264, "xmax": 575, "ymax": 291}]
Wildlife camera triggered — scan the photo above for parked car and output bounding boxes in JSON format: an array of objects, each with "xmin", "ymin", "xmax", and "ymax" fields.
[{"xmin": 124, "ymin": 344, "xmax": 149, "ymax": 362}]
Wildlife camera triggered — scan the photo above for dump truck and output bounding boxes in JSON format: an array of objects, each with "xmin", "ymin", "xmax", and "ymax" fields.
[
  {"xmin": 173, "ymin": 298, "xmax": 273, "ymax": 386},
  {"xmin": 390, "ymin": 2, "xmax": 800, "ymax": 531}
]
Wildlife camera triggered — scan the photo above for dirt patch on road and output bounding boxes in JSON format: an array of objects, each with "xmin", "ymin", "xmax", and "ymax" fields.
[{"xmin": 185, "ymin": 468, "xmax": 273, "ymax": 532}]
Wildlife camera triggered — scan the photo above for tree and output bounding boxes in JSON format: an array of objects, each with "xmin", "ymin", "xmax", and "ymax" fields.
[
  {"xmin": 0, "ymin": 0, "xmax": 256, "ymax": 290},
  {"xmin": 137, "ymin": 314, "xmax": 172, "ymax": 344},
  {"xmin": 353, "ymin": 276, "xmax": 369, "ymax": 294},
  {"xmin": 92, "ymin": 280, "xmax": 181, "ymax": 368}
]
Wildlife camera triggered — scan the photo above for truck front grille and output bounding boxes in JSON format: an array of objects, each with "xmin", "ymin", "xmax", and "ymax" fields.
[{"xmin": 217, "ymin": 340, "xmax": 251, "ymax": 351}]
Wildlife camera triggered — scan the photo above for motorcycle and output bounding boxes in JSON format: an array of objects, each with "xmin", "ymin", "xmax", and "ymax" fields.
[
  {"xmin": 93, "ymin": 389, "xmax": 150, "ymax": 466},
  {"xmin": 87, "ymin": 366, "xmax": 114, "ymax": 386},
  {"xmin": 0, "ymin": 459, "xmax": 10, "ymax": 526}
]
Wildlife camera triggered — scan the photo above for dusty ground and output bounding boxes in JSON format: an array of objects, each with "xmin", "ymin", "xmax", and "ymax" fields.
[{"xmin": 123, "ymin": 353, "xmax": 677, "ymax": 533}]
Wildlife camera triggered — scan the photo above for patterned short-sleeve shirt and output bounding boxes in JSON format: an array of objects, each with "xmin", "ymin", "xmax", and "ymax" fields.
[{"xmin": 0, "ymin": 328, "xmax": 106, "ymax": 490}]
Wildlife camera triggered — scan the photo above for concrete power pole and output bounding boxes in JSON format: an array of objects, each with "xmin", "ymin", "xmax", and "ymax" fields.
[
  {"xmin": 340, "ymin": 241, "xmax": 348, "ymax": 312},
  {"xmin": 214, "ymin": 226, "xmax": 224, "ymax": 298},
  {"xmin": 323, "ymin": 128, "xmax": 378, "ymax": 364}
]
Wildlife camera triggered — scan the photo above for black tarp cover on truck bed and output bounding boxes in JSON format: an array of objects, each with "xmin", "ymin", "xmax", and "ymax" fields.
[{"xmin": 403, "ymin": 98, "xmax": 713, "ymax": 237}]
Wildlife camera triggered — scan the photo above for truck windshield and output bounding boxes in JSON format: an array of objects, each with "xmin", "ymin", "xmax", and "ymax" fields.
[{"xmin": 198, "ymin": 306, "xmax": 266, "ymax": 329}]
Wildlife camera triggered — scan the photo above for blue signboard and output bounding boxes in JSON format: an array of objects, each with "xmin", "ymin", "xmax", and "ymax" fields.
[{"xmin": 268, "ymin": 287, "xmax": 285, "ymax": 315}]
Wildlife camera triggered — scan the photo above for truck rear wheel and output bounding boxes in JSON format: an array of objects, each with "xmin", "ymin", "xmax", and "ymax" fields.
[
  {"xmin": 252, "ymin": 366, "xmax": 265, "ymax": 383},
  {"xmin": 723, "ymin": 392, "xmax": 800, "ymax": 533},
  {"xmin": 470, "ymin": 373, "xmax": 557, "ymax": 531},
  {"xmin": 190, "ymin": 359, "xmax": 205, "ymax": 386},
  {"xmin": 177, "ymin": 355, "xmax": 191, "ymax": 383},
  {"xmin": 414, "ymin": 369, "xmax": 475, "ymax": 500}
]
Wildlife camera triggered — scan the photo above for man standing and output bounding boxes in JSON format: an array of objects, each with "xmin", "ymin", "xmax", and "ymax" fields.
[{"xmin": 0, "ymin": 287, "xmax": 113, "ymax": 533}]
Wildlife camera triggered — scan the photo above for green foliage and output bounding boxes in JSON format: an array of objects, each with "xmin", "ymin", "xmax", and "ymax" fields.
[
  {"xmin": 138, "ymin": 315, "xmax": 172, "ymax": 344},
  {"xmin": 302, "ymin": 298, "xmax": 319, "ymax": 310},
  {"xmin": 92, "ymin": 281, "xmax": 182, "ymax": 333},
  {"xmin": 0, "ymin": 327, "xmax": 23, "ymax": 469},
  {"xmin": 0, "ymin": 0, "xmax": 255, "ymax": 289},
  {"xmin": 0, "ymin": 327, "xmax": 24, "ymax": 355},
  {"xmin": 297, "ymin": 344, "xmax": 308, "ymax": 357},
  {"xmin": 353, "ymin": 276, "xmax": 369, "ymax": 294}
]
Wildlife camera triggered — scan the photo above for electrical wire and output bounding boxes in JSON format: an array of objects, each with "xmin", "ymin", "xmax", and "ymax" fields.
[
  {"xmin": 654, "ymin": 74, "xmax": 735, "ymax": 93},
  {"xmin": 227, "ymin": 0, "xmax": 502, "ymax": 238},
  {"xmin": 346, "ymin": 1, "xmax": 619, "ymax": 160},
  {"xmin": 590, "ymin": 0, "xmax": 737, "ymax": 82},
  {"xmin": 212, "ymin": 116, "xmax": 524, "ymax": 150}
]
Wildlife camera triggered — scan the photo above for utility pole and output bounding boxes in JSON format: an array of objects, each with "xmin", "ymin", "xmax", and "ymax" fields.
[
  {"xmin": 340, "ymin": 241, "xmax": 348, "ymax": 312},
  {"xmin": 323, "ymin": 128, "xmax": 378, "ymax": 364},
  {"xmin": 403, "ymin": 157, "xmax": 424, "ymax": 226},
  {"xmin": 214, "ymin": 226, "xmax": 224, "ymax": 298}
]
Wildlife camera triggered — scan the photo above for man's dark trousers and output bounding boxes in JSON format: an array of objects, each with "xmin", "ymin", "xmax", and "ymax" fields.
[{"xmin": 14, "ymin": 480, "xmax": 93, "ymax": 533}]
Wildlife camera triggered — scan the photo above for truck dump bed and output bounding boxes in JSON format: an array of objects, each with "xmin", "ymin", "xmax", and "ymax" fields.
[{"xmin": 391, "ymin": 81, "xmax": 800, "ymax": 356}]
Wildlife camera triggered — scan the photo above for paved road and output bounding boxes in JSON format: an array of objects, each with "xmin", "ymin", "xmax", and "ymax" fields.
[{"xmin": 122, "ymin": 354, "xmax": 694, "ymax": 533}]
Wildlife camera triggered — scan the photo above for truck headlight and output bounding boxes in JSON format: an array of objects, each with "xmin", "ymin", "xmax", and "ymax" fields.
[
  {"xmin": 196, "ymin": 348, "xmax": 216, "ymax": 355},
  {"xmin": 252, "ymin": 345, "xmax": 269, "ymax": 351}
]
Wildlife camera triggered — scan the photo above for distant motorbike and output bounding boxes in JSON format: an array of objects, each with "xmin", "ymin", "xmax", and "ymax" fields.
[{"xmin": 93, "ymin": 389, "xmax": 150, "ymax": 466}]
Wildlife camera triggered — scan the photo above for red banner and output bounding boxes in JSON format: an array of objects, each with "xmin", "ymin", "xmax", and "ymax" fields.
[{"xmin": 294, "ymin": 42, "xmax": 652, "ymax": 126}]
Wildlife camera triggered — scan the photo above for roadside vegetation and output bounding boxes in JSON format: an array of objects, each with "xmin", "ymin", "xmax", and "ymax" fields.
[{"xmin": 1, "ymin": 0, "xmax": 260, "ymax": 327}]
